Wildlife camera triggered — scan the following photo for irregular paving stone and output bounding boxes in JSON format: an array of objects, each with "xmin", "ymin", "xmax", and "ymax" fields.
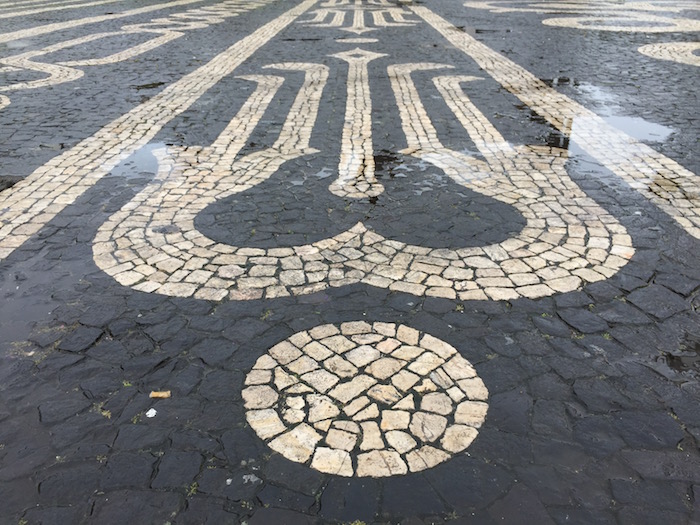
[
  {"xmin": 319, "ymin": 477, "xmax": 379, "ymax": 523},
  {"xmin": 406, "ymin": 445, "xmax": 451, "ymax": 472},
  {"xmin": 263, "ymin": 454, "xmax": 325, "ymax": 497},
  {"xmin": 269, "ymin": 424, "xmax": 322, "ymax": 463},
  {"xmin": 58, "ymin": 326, "xmax": 103, "ymax": 352},
  {"xmin": 487, "ymin": 484, "xmax": 556, "ymax": 524},
  {"xmin": 151, "ymin": 450, "xmax": 203, "ymax": 489},
  {"xmin": 38, "ymin": 397, "xmax": 92, "ymax": 423},
  {"xmin": 173, "ymin": 495, "xmax": 240, "ymax": 524},
  {"xmin": 310, "ymin": 447, "xmax": 353, "ymax": 476},
  {"xmin": 38, "ymin": 464, "xmax": 101, "ymax": 503},
  {"xmin": 409, "ymin": 412, "xmax": 447, "ymax": 443},
  {"xmin": 248, "ymin": 508, "xmax": 320, "ymax": 525},
  {"xmin": 441, "ymin": 425, "xmax": 479, "ymax": 453},
  {"xmin": 3, "ymin": 2, "xmax": 699, "ymax": 522},
  {"xmin": 621, "ymin": 451, "xmax": 700, "ymax": 483},
  {"xmin": 257, "ymin": 483, "xmax": 317, "ymax": 512},
  {"xmin": 113, "ymin": 424, "xmax": 169, "ymax": 451},
  {"xmin": 90, "ymin": 490, "xmax": 183, "ymax": 523},
  {"xmin": 558, "ymin": 308, "xmax": 609, "ymax": 334},
  {"xmin": 610, "ymin": 478, "xmax": 690, "ymax": 512},
  {"xmin": 381, "ymin": 473, "xmax": 445, "ymax": 517},
  {"xmin": 627, "ymin": 285, "xmax": 689, "ymax": 320},
  {"xmin": 102, "ymin": 453, "xmax": 156, "ymax": 490},
  {"xmin": 356, "ymin": 450, "xmax": 407, "ymax": 477}
]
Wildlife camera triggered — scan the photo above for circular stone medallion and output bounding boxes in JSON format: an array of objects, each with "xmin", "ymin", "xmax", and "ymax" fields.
[{"xmin": 244, "ymin": 322, "xmax": 489, "ymax": 477}]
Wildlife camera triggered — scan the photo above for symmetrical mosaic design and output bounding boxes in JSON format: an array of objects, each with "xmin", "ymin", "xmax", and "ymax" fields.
[
  {"xmin": 0, "ymin": 0, "xmax": 318, "ymax": 259},
  {"xmin": 301, "ymin": 0, "xmax": 418, "ymax": 35},
  {"xmin": 463, "ymin": 0, "xmax": 700, "ymax": 33},
  {"xmin": 0, "ymin": 0, "xmax": 208, "ymax": 45},
  {"xmin": 412, "ymin": 6, "xmax": 700, "ymax": 240},
  {"xmin": 92, "ymin": 56, "xmax": 634, "ymax": 302},
  {"xmin": 638, "ymin": 42, "xmax": 700, "ymax": 67},
  {"xmin": 0, "ymin": 0, "xmax": 275, "ymax": 94},
  {"xmin": 244, "ymin": 322, "xmax": 488, "ymax": 477},
  {"xmin": 1, "ymin": 0, "xmax": 697, "ymax": 297},
  {"xmin": 0, "ymin": 0, "xmax": 125, "ymax": 21}
]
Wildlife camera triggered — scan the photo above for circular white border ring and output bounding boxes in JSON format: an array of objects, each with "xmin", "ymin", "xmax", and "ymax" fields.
[
  {"xmin": 638, "ymin": 42, "xmax": 700, "ymax": 67},
  {"xmin": 244, "ymin": 321, "xmax": 489, "ymax": 477}
]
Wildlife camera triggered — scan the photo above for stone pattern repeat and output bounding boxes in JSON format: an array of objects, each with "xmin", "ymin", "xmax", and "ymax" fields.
[{"xmin": 244, "ymin": 322, "xmax": 488, "ymax": 477}]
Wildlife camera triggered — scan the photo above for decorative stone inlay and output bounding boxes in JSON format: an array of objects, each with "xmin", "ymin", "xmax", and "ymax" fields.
[
  {"xmin": 245, "ymin": 322, "xmax": 489, "ymax": 477},
  {"xmin": 463, "ymin": 1, "xmax": 700, "ymax": 33},
  {"xmin": 638, "ymin": 42, "xmax": 700, "ymax": 67}
]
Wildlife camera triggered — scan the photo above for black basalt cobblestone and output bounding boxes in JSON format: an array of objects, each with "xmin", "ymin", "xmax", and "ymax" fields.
[{"xmin": 1, "ymin": 0, "xmax": 699, "ymax": 523}]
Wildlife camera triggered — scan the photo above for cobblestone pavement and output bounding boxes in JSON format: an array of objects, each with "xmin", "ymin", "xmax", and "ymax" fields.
[{"xmin": 0, "ymin": 0, "xmax": 699, "ymax": 523}]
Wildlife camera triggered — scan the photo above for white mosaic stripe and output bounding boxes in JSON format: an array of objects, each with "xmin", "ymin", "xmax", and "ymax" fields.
[
  {"xmin": 329, "ymin": 48, "xmax": 386, "ymax": 199},
  {"xmin": 0, "ymin": 0, "xmax": 207, "ymax": 44},
  {"xmin": 462, "ymin": 0, "xmax": 700, "ymax": 32},
  {"xmin": 413, "ymin": 5, "xmax": 700, "ymax": 240},
  {"xmin": 244, "ymin": 322, "xmax": 488, "ymax": 477},
  {"xmin": 0, "ymin": 0, "xmax": 320, "ymax": 259},
  {"xmin": 91, "ymin": 58, "xmax": 634, "ymax": 302},
  {"xmin": 0, "ymin": 0, "xmax": 124, "ymax": 20},
  {"xmin": 638, "ymin": 42, "xmax": 700, "ymax": 67},
  {"xmin": 0, "ymin": 0, "xmax": 274, "ymax": 93}
]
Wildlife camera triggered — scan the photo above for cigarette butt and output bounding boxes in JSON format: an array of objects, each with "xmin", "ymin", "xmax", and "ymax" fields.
[{"xmin": 149, "ymin": 390, "xmax": 171, "ymax": 399}]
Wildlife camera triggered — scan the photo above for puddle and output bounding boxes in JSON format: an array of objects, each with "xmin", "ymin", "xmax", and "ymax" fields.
[
  {"xmin": 575, "ymin": 82, "xmax": 675, "ymax": 141},
  {"xmin": 109, "ymin": 143, "xmax": 164, "ymax": 179},
  {"xmin": 3, "ymin": 39, "xmax": 33, "ymax": 50},
  {"xmin": 0, "ymin": 176, "xmax": 22, "ymax": 192},
  {"xmin": 660, "ymin": 338, "xmax": 700, "ymax": 376},
  {"xmin": 132, "ymin": 81, "xmax": 166, "ymax": 90},
  {"xmin": 598, "ymin": 115, "xmax": 674, "ymax": 142}
]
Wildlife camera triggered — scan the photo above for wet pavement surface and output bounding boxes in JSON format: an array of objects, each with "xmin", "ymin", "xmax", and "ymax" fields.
[{"xmin": 0, "ymin": 0, "xmax": 699, "ymax": 523}]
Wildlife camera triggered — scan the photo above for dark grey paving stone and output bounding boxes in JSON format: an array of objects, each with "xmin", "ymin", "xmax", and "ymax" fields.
[
  {"xmin": 248, "ymin": 507, "xmax": 320, "ymax": 525},
  {"xmin": 558, "ymin": 309, "xmax": 609, "ymax": 334},
  {"xmin": 548, "ymin": 507, "xmax": 617, "ymax": 525},
  {"xmin": 596, "ymin": 301, "xmax": 651, "ymax": 325},
  {"xmin": 257, "ymin": 483, "xmax": 315, "ymax": 513},
  {"xmin": 90, "ymin": 490, "xmax": 183, "ymax": 525},
  {"xmin": 616, "ymin": 507, "xmax": 689, "ymax": 525},
  {"xmin": 79, "ymin": 302, "xmax": 127, "ymax": 328},
  {"xmin": 197, "ymin": 370, "xmax": 244, "ymax": 402},
  {"xmin": 573, "ymin": 416, "xmax": 627, "ymax": 459},
  {"xmin": 627, "ymin": 285, "xmax": 688, "ymax": 320},
  {"xmin": 514, "ymin": 465, "xmax": 572, "ymax": 506},
  {"xmin": 37, "ymin": 464, "xmax": 100, "ymax": 504},
  {"xmin": 151, "ymin": 450, "xmax": 203, "ymax": 489},
  {"xmin": 38, "ymin": 396, "xmax": 92, "ymax": 424},
  {"xmin": 487, "ymin": 484, "xmax": 555, "ymax": 524},
  {"xmin": 614, "ymin": 411, "xmax": 685, "ymax": 449},
  {"xmin": 533, "ymin": 314, "xmax": 573, "ymax": 338},
  {"xmin": 196, "ymin": 467, "xmax": 261, "ymax": 501},
  {"xmin": 190, "ymin": 338, "xmax": 237, "ymax": 366},
  {"xmin": 102, "ymin": 452, "xmax": 157, "ymax": 490},
  {"xmin": 22, "ymin": 505, "xmax": 89, "ymax": 525},
  {"xmin": 621, "ymin": 451, "xmax": 700, "ymax": 483},
  {"xmin": 424, "ymin": 458, "xmax": 513, "ymax": 512},
  {"xmin": 0, "ymin": 478, "xmax": 38, "ymax": 521},
  {"xmin": 488, "ymin": 388, "xmax": 533, "ymax": 435},
  {"xmin": 318, "ymin": 477, "xmax": 379, "ymax": 523},
  {"xmin": 174, "ymin": 495, "xmax": 240, "ymax": 524},
  {"xmin": 262, "ymin": 454, "xmax": 325, "ymax": 498},
  {"xmin": 57, "ymin": 326, "xmax": 103, "ymax": 352},
  {"xmin": 572, "ymin": 378, "xmax": 634, "ymax": 413},
  {"xmin": 528, "ymin": 373, "xmax": 572, "ymax": 399},
  {"xmin": 382, "ymin": 473, "xmax": 445, "ymax": 518},
  {"xmin": 532, "ymin": 399, "xmax": 572, "ymax": 439},
  {"xmin": 610, "ymin": 479, "xmax": 690, "ymax": 512}
]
